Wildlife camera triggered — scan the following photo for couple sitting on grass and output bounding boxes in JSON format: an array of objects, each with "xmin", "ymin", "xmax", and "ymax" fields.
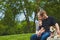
[{"xmin": 30, "ymin": 9, "xmax": 60, "ymax": 40}]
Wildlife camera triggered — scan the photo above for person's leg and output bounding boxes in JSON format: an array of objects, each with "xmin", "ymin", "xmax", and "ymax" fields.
[
  {"xmin": 40, "ymin": 31, "xmax": 51, "ymax": 40},
  {"xmin": 30, "ymin": 34, "xmax": 38, "ymax": 40}
]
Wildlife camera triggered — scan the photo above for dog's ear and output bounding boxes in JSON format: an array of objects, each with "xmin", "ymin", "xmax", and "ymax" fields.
[{"xmin": 50, "ymin": 26, "xmax": 55, "ymax": 32}]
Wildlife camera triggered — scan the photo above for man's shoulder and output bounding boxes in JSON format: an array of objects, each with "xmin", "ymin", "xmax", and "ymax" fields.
[
  {"xmin": 48, "ymin": 16, "xmax": 54, "ymax": 18},
  {"xmin": 48, "ymin": 16, "xmax": 54, "ymax": 19},
  {"xmin": 48, "ymin": 16, "xmax": 56, "ymax": 22}
]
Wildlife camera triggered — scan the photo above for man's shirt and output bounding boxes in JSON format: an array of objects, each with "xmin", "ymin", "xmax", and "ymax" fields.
[{"xmin": 35, "ymin": 16, "xmax": 56, "ymax": 33}]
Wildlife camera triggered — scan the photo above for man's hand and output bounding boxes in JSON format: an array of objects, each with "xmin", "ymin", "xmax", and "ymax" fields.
[{"xmin": 57, "ymin": 30, "xmax": 60, "ymax": 35}]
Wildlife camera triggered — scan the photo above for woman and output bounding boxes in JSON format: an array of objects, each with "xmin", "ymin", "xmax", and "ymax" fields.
[{"xmin": 30, "ymin": 10, "xmax": 60, "ymax": 40}]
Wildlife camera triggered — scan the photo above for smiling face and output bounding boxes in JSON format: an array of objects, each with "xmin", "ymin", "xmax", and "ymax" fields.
[{"xmin": 37, "ymin": 12, "xmax": 43, "ymax": 20}]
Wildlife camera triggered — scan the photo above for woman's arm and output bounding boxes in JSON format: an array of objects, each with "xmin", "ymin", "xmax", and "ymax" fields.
[
  {"xmin": 35, "ymin": 20, "xmax": 39, "ymax": 34},
  {"xmin": 35, "ymin": 20, "xmax": 43, "ymax": 33},
  {"xmin": 37, "ymin": 27, "xmax": 45, "ymax": 36}
]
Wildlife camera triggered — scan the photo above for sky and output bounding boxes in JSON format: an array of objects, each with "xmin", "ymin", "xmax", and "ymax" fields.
[
  {"xmin": 0, "ymin": 12, "xmax": 4, "ymax": 19},
  {"xmin": 0, "ymin": 10, "xmax": 35, "ymax": 21},
  {"xmin": 16, "ymin": 13, "xmax": 35, "ymax": 21}
]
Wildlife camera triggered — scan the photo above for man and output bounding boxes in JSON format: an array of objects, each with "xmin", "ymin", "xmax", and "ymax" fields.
[{"xmin": 30, "ymin": 9, "xmax": 60, "ymax": 40}]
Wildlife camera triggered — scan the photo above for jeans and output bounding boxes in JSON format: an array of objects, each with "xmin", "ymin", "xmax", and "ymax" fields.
[{"xmin": 30, "ymin": 31, "xmax": 51, "ymax": 40}]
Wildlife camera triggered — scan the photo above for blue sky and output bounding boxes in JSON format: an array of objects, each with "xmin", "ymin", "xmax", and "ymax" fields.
[
  {"xmin": 0, "ymin": 12, "xmax": 4, "ymax": 19},
  {"xmin": 0, "ymin": 12, "xmax": 35, "ymax": 21},
  {"xmin": 16, "ymin": 13, "xmax": 35, "ymax": 21}
]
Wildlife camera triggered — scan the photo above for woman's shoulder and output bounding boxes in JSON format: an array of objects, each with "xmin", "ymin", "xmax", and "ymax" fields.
[{"xmin": 35, "ymin": 20, "xmax": 38, "ymax": 23}]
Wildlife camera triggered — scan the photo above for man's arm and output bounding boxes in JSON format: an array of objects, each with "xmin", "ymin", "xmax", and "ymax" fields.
[
  {"xmin": 55, "ymin": 23, "xmax": 60, "ymax": 34},
  {"xmin": 55, "ymin": 23, "xmax": 60, "ymax": 31},
  {"xmin": 51, "ymin": 17, "xmax": 60, "ymax": 34}
]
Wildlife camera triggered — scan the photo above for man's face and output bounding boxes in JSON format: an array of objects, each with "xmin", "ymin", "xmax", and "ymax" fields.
[
  {"xmin": 42, "ymin": 13, "xmax": 47, "ymax": 19},
  {"xmin": 40, "ymin": 11, "xmax": 48, "ymax": 19},
  {"xmin": 37, "ymin": 11, "xmax": 47, "ymax": 20}
]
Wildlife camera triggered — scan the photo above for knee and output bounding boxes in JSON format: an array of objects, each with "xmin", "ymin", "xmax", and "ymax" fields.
[
  {"xmin": 41, "ymin": 35, "xmax": 46, "ymax": 39},
  {"xmin": 30, "ymin": 34, "xmax": 37, "ymax": 39},
  {"xmin": 41, "ymin": 32, "xmax": 51, "ymax": 40},
  {"xmin": 41, "ymin": 36, "xmax": 47, "ymax": 40},
  {"xmin": 31, "ymin": 34, "xmax": 37, "ymax": 38}
]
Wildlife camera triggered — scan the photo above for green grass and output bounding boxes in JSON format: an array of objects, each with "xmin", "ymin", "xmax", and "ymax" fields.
[{"xmin": 0, "ymin": 33, "xmax": 32, "ymax": 40}]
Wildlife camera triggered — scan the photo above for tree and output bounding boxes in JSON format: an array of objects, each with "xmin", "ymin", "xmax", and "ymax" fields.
[{"xmin": 43, "ymin": 0, "xmax": 60, "ymax": 24}]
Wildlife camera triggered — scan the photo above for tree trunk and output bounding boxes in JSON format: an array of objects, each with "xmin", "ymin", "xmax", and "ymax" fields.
[
  {"xmin": 33, "ymin": 0, "xmax": 40, "ymax": 33},
  {"xmin": 23, "ymin": 9, "xmax": 30, "ymax": 33}
]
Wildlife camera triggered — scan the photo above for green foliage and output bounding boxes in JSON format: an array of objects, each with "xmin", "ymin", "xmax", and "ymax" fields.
[
  {"xmin": 0, "ymin": 24, "xmax": 8, "ymax": 35},
  {"xmin": 43, "ymin": 0, "xmax": 60, "ymax": 24},
  {"xmin": 16, "ymin": 21, "xmax": 34, "ymax": 34},
  {"xmin": 0, "ymin": 0, "xmax": 60, "ymax": 35}
]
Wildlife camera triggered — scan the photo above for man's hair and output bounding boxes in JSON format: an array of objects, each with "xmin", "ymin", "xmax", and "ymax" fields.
[{"xmin": 38, "ymin": 9, "xmax": 46, "ymax": 17}]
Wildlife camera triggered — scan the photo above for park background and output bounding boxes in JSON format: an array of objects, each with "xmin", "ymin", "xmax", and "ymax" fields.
[{"xmin": 0, "ymin": 0, "xmax": 60, "ymax": 40}]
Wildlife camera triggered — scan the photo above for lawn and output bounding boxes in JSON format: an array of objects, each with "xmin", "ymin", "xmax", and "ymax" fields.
[
  {"xmin": 0, "ymin": 33, "xmax": 60, "ymax": 40},
  {"xmin": 0, "ymin": 33, "xmax": 32, "ymax": 40}
]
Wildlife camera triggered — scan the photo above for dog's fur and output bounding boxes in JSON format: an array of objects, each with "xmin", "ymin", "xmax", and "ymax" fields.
[{"xmin": 47, "ymin": 26, "xmax": 60, "ymax": 40}]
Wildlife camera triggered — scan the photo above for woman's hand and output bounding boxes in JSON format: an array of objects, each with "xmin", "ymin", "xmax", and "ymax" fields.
[
  {"xmin": 37, "ymin": 27, "xmax": 45, "ymax": 36},
  {"xmin": 37, "ymin": 31, "xmax": 41, "ymax": 36}
]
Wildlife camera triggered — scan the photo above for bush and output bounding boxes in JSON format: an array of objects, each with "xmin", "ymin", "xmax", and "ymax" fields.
[
  {"xmin": 0, "ymin": 24, "xmax": 8, "ymax": 35},
  {"xmin": 15, "ymin": 21, "xmax": 34, "ymax": 34}
]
